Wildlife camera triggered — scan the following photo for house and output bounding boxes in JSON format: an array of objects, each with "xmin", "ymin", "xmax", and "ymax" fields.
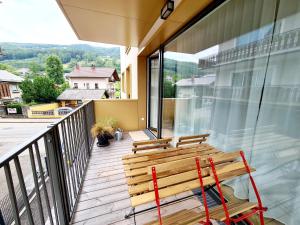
[
  {"xmin": 57, "ymin": 89, "xmax": 109, "ymax": 107},
  {"xmin": 66, "ymin": 65, "xmax": 119, "ymax": 98},
  {"xmin": 0, "ymin": 70, "xmax": 23, "ymax": 103}
]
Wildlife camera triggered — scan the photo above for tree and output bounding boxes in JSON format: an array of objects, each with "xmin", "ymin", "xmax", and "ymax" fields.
[
  {"xmin": 0, "ymin": 63, "xmax": 19, "ymax": 75},
  {"xmin": 20, "ymin": 76, "xmax": 59, "ymax": 103},
  {"xmin": 19, "ymin": 78, "xmax": 35, "ymax": 103},
  {"xmin": 45, "ymin": 55, "xmax": 64, "ymax": 84},
  {"xmin": 163, "ymin": 80, "xmax": 176, "ymax": 98}
]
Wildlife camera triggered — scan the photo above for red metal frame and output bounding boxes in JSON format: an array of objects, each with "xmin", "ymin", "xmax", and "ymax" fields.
[
  {"xmin": 195, "ymin": 157, "xmax": 211, "ymax": 225},
  {"xmin": 208, "ymin": 151, "xmax": 267, "ymax": 225},
  {"xmin": 151, "ymin": 166, "xmax": 162, "ymax": 225}
]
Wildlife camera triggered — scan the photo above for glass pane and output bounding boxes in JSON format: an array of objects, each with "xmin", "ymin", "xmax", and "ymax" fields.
[
  {"xmin": 149, "ymin": 57, "xmax": 160, "ymax": 134},
  {"xmin": 250, "ymin": 1, "xmax": 300, "ymax": 224}
]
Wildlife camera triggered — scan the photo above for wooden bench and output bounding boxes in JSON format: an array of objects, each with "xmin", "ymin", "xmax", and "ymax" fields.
[
  {"xmin": 132, "ymin": 138, "xmax": 172, "ymax": 154},
  {"xmin": 122, "ymin": 145, "xmax": 266, "ymax": 224},
  {"xmin": 176, "ymin": 134, "xmax": 210, "ymax": 148}
]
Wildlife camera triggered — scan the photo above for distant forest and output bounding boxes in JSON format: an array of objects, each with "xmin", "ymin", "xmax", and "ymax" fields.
[{"xmin": 0, "ymin": 42, "xmax": 120, "ymax": 74}]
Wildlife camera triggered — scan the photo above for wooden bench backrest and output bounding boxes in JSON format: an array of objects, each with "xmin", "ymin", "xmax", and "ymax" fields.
[
  {"xmin": 132, "ymin": 138, "xmax": 172, "ymax": 153},
  {"xmin": 176, "ymin": 134, "xmax": 210, "ymax": 147}
]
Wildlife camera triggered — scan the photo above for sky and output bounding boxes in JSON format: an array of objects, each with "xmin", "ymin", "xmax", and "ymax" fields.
[{"xmin": 0, "ymin": 0, "xmax": 117, "ymax": 47}]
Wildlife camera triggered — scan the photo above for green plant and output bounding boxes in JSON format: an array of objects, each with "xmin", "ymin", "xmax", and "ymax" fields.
[{"xmin": 91, "ymin": 118, "xmax": 118, "ymax": 138}]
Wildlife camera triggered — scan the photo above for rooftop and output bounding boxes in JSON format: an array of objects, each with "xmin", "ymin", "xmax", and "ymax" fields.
[
  {"xmin": 176, "ymin": 74, "xmax": 216, "ymax": 87},
  {"xmin": 66, "ymin": 66, "xmax": 120, "ymax": 81},
  {"xmin": 57, "ymin": 89, "xmax": 108, "ymax": 100},
  {"xmin": 0, "ymin": 70, "xmax": 24, "ymax": 83}
]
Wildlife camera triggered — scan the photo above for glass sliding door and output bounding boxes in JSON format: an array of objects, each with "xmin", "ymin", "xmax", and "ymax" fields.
[
  {"xmin": 159, "ymin": 0, "xmax": 300, "ymax": 223},
  {"xmin": 148, "ymin": 55, "xmax": 160, "ymax": 136}
]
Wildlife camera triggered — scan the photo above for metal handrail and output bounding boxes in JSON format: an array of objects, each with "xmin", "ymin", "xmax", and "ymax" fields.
[
  {"xmin": 0, "ymin": 100, "xmax": 92, "ymax": 168},
  {"xmin": 0, "ymin": 100, "xmax": 95, "ymax": 225}
]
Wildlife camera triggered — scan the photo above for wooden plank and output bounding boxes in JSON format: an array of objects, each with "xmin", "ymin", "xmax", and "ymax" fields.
[
  {"xmin": 176, "ymin": 137, "xmax": 207, "ymax": 147},
  {"xmin": 128, "ymin": 161, "xmax": 245, "ymax": 195},
  {"xmin": 123, "ymin": 144, "xmax": 212, "ymax": 164},
  {"xmin": 122, "ymin": 143, "xmax": 210, "ymax": 160},
  {"xmin": 178, "ymin": 134, "xmax": 210, "ymax": 141},
  {"xmin": 130, "ymin": 168, "xmax": 249, "ymax": 207},
  {"xmin": 124, "ymin": 148, "xmax": 219, "ymax": 171},
  {"xmin": 133, "ymin": 143, "xmax": 170, "ymax": 152},
  {"xmin": 125, "ymin": 150, "xmax": 221, "ymax": 177},
  {"xmin": 133, "ymin": 138, "xmax": 172, "ymax": 146},
  {"xmin": 212, "ymin": 201, "xmax": 257, "ymax": 221},
  {"xmin": 148, "ymin": 151, "xmax": 241, "ymax": 175}
]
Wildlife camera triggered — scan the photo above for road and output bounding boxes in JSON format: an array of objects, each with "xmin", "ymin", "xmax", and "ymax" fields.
[{"xmin": 0, "ymin": 119, "xmax": 57, "ymax": 200}]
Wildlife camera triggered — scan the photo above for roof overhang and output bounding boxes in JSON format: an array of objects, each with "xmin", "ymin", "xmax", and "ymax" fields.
[
  {"xmin": 57, "ymin": 0, "xmax": 214, "ymax": 55},
  {"xmin": 56, "ymin": 0, "xmax": 166, "ymax": 47}
]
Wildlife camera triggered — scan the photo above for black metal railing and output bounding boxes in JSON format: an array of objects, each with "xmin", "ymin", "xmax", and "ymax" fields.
[{"xmin": 0, "ymin": 100, "xmax": 95, "ymax": 225}]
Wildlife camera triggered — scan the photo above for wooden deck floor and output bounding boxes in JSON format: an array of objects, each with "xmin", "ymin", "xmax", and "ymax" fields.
[{"xmin": 70, "ymin": 133, "xmax": 212, "ymax": 225}]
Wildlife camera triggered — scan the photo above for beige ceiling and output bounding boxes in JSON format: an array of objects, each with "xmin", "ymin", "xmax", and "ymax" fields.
[{"xmin": 57, "ymin": 0, "xmax": 165, "ymax": 46}]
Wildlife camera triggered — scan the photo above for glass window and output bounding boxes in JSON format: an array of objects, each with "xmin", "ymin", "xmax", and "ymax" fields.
[
  {"xmin": 73, "ymin": 83, "xmax": 78, "ymax": 89},
  {"xmin": 95, "ymin": 83, "xmax": 99, "ymax": 89},
  {"xmin": 161, "ymin": 0, "xmax": 300, "ymax": 224},
  {"xmin": 149, "ymin": 56, "xmax": 160, "ymax": 135},
  {"xmin": 86, "ymin": 83, "xmax": 90, "ymax": 89}
]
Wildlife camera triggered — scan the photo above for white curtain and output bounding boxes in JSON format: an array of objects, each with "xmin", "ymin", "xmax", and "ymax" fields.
[{"xmin": 162, "ymin": 0, "xmax": 300, "ymax": 224}]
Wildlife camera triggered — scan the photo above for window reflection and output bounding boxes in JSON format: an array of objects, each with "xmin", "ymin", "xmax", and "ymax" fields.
[{"xmin": 161, "ymin": 0, "xmax": 300, "ymax": 224}]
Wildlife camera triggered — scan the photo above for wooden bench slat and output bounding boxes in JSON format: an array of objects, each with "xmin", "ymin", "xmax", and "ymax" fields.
[
  {"xmin": 176, "ymin": 138, "xmax": 207, "ymax": 147},
  {"xmin": 123, "ymin": 144, "xmax": 210, "ymax": 163},
  {"xmin": 125, "ymin": 150, "xmax": 221, "ymax": 177},
  {"xmin": 147, "ymin": 151, "xmax": 241, "ymax": 175},
  {"xmin": 133, "ymin": 143, "xmax": 170, "ymax": 152},
  {"xmin": 128, "ymin": 161, "xmax": 248, "ymax": 195},
  {"xmin": 131, "ymin": 168, "xmax": 249, "ymax": 207},
  {"xmin": 133, "ymin": 138, "xmax": 172, "ymax": 146},
  {"xmin": 124, "ymin": 148, "xmax": 218, "ymax": 171},
  {"xmin": 178, "ymin": 134, "xmax": 210, "ymax": 141},
  {"xmin": 123, "ymin": 144, "xmax": 208, "ymax": 160}
]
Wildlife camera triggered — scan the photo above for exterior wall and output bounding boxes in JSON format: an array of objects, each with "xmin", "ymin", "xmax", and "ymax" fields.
[
  {"xmin": 27, "ymin": 103, "xmax": 62, "ymax": 118},
  {"xmin": 120, "ymin": 47, "xmax": 139, "ymax": 99},
  {"xmin": 9, "ymin": 83, "xmax": 22, "ymax": 101},
  {"xmin": 94, "ymin": 99, "xmax": 139, "ymax": 131},
  {"xmin": 69, "ymin": 77, "xmax": 110, "ymax": 89}
]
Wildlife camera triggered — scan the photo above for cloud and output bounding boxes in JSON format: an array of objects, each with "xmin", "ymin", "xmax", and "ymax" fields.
[{"xmin": 0, "ymin": 0, "xmax": 118, "ymax": 47}]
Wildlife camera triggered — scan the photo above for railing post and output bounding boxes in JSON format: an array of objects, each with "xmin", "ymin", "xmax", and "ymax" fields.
[
  {"xmin": 83, "ymin": 105, "xmax": 91, "ymax": 156},
  {"xmin": 45, "ymin": 127, "xmax": 70, "ymax": 225}
]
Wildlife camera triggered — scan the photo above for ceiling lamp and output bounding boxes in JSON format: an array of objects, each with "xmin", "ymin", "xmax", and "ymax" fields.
[{"xmin": 161, "ymin": 0, "xmax": 174, "ymax": 20}]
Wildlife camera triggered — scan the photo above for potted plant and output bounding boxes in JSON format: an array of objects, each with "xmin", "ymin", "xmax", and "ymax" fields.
[{"xmin": 91, "ymin": 118, "xmax": 117, "ymax": 147}]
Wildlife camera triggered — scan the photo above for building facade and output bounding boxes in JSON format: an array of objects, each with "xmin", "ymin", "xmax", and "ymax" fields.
[
  {"xmin": 0, "ymin": 70, "xmax": 23, "ymax": 103},
  {"xmin": 66, "ymin": 65, "xmax": 119, "ymax": 98},
  {"xmin": 59, "ymin": 0, "xmax": 300, "ymax": 224}
]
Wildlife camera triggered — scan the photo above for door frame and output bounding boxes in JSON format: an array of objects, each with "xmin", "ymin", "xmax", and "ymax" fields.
[{"xmin": 147, "ymin": 52, "xmax": 162, "ymax": 137}]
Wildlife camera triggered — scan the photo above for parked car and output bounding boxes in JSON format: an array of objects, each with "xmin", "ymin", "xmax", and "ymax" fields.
[{"xmin": 57, "ymin": 107, "xmax": 73, "ymax": 116}]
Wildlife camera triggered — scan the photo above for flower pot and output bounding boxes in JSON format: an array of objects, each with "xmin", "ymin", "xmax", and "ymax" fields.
[{"xmin": 96, "ymin": 134, "xmax": 110, "ymax": 147}]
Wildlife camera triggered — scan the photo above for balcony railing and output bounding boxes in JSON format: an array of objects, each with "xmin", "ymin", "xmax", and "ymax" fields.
[
  {"xmin": 199, "ymin": 28, "xmax": 300, "ymax": 68},
  {"xmin": 0, "ymin": 100, "xmax": 95, "ymax": 225}
]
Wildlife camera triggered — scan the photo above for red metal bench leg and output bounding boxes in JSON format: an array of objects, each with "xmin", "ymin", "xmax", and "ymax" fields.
[
  {"xmin": 195, "ymin": 157, "xmax": 211, "ymax": 225},
  {"xmin": 240, "ymin": 151, "xmax": 267, "ymax": 225},
  {"xmin": 208, "ymin": 158, "xmax": 231, "ymax": 225},
  {"xmin": 152, "ymin": 166, "xmax": 162, "ymax": 225}
]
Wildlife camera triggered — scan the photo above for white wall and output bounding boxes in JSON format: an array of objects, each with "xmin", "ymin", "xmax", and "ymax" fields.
[
  {"xmin": 120, "ymin": 46, "xmax": 138, "ymax": 99},
  {"xmin": 9, "ymin": 83, "xmax": 22, "ymax": 101},
  {"xmin": 68, "ymin": 77, "xmax": 110, "ymax": 89}
]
